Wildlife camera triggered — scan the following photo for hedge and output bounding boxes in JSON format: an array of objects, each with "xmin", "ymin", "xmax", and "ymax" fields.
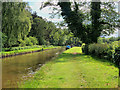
[{"xmin": 82, "ymin": 40, "xmax": 120, "ymax": 66}]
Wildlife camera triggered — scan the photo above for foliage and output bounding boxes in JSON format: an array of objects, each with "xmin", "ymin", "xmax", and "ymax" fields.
[
  {"xmin": 29, "ymin": 36, "xmax": 38, "ymax": 45},
  {"xmin": 2, "ymin": 2, "xmax": 32, "ymax": 47},
  {"xmin": 1, "ymin": 32, "xmax": 7, "ymax": 48},
  {"xmin": 58, "ymin": 2, "xmax": 90, "ymax": 43},
  {"xmin": 41, "ymin": 1, "xmax": 119, "ymax": 44},
  {"xmin": 88, "ymin": 43, "xmax": 109, "ymax": 57},
  {"xmin": 29, "ymin": 12, "xmax": 82, "ymax": 46},
  {"xmin": 98, "ymin": 37, "xmax": 119, "ymax": 44},
  {"xmin": 85, "ymin": 41, "xmax": 120, "ymax": 65},
  {"xmin": 2, "ymin": 3, "xmax": 82, "ymax": 47},
  {"xmin": 19, "ymin": 36, "xmax": 38, "ymax": 47},
  {"xmin": 19, "ymin": 39, "xmax": 26, "ymax": 47},
  {"xmin": 29, "ymin": 14, "xmax": 47, "ymax": 45},
  {"xmin": 82, "ymin": 44, "xmax": 89, "ymax": 55},
  {"xmin": 25, "ymin": 37, "xmax": 33, "ymax": 46}
]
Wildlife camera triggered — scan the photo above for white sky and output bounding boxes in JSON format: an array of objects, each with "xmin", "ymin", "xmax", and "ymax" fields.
[{"xmin": 28, "ymin": 2, "xmax": 64, "ymax": 23}]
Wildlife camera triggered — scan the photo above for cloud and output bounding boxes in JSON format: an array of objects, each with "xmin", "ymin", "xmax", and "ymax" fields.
[
  {"xmin": 28, "ymin": 2, "xmax": 64, "ymax": 23},
  {"xmin": 46, "ymin": 18, "xmax": 64, "ymax": 22},
  {"xmin": 105, "ymin": 29, "xmax": 119, "ymax": 38},
  {"xmin": 29, "ymin": 2, "xmax": 42, "ymax": 11},
  {"xmin": 23, "ymin": 0, "xmax": 48, "ymax": 2}
]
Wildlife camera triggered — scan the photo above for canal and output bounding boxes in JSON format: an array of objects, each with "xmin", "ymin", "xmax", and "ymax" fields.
[{"xmin": 2, "ymin": 47, "xmax": 65, "ymax": 88}]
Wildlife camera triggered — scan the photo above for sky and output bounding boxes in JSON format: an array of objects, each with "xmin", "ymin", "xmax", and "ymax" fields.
[
  {"xmin": 28, "ymin": 1, "xmax": 64, "ymax": 23},
  {"xmin": 24, "ymin": 0, "xmax": 119, "ymax": 38}
]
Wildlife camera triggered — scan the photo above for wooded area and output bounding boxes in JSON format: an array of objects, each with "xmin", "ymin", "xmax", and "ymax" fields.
[{"xmin": 2, "ymin": 2, "xmax": 82, "ymax": 48}]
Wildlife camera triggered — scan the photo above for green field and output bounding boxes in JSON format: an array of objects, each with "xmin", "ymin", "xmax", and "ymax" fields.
[{"xmin": 20, "ymin": 47, "xmax": 118, "ymax": 88}]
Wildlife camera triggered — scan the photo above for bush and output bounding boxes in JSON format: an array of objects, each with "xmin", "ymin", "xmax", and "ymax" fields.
[
  {"xmin": 19, "ymin": 39, "xmax": 26, "ymax": 47},
  {"xmin": 88, "ymin": 43, "xmax": 109, "ymax": 57},
  {"xmin": 42, "ymin": 45, "xmax": 47, "ymax": 48},
  {"xmin": 25, "ymin": 37, "xmax": 33, "ymax": 46},
  {"xmin": 29, "ymin": 36, "xmax": 38, "ymax": 45},
  {"xmin": 19, "ymin": 36, "xmax": 38, "ymax": 47},
  {"xmin": 2, "ymin": 33, "xmax": 7, "ymax": 48},
  {"xmin": 87, "ymin": 40, "xmax": 120, "ymax": 65}
]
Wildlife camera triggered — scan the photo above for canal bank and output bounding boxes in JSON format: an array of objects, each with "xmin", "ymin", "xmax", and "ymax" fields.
[
  {"xmin": 1, "ymin": 46, "xmax": 61, "ymax": 58},
  {"xmin": 2, "ymin": 47, "xmax": 65, "ymax": 88},
  {"xmin": 20, "ymin": 47, "xmax": 118, "ymax": 88}
]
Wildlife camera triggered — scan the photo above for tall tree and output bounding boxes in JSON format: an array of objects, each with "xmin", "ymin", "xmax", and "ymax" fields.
[
  {"xmin": 29, "ymin": 13, "xmax": 47, "ymax": 45},
  {"xmin": 40, "ymin": 1, "xmax": 119, "ymax": 44},
  {"xmin": 2, "ymin": 2, "xmax": 32, "ymax": 47},
  {"xmin": 90, "ymin": 1, "xmax": 101, "ymax": 43}
]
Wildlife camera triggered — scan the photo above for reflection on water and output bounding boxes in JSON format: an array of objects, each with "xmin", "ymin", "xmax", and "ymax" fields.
[{"xmin": 2, "ymin": 48, "xmax": 65, "ymax": 88}]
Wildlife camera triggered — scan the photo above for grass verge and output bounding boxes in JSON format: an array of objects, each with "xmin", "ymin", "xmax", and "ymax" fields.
[
  {"xmin": 1, "ymin": 46, "xmax": 61, "ymax": 56},
  {"xmin": 20, "ymin": 47, "xmax": 118, "ymax": 88}
]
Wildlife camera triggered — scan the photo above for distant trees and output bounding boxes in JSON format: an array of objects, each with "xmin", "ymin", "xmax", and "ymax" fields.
[
  {"xmin": 2, "ymin": 3, "xmax": 81, "ymax": 48},
  {"xmin": 28, "ymin": 12, "xmax": 47, "ymax": 45},
  {"xmin": 28, "ymin": 11, "xmax": 82, "ymax": 46},
  {"xmin": 97, "ymin": 37, "xmax": 120, "ymax": 44}
]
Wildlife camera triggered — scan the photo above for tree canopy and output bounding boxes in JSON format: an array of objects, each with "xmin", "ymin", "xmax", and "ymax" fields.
[
  {"xmin": 41, "ymin": 1, "xmax": 119, "ymax": 44},
  {"xmin": 2, "ymin": 1, "xmax": 119, "ymax": 48},
  {"xmin": 2, "ymin": 3, "xmax": 81, "ymax": 48}
]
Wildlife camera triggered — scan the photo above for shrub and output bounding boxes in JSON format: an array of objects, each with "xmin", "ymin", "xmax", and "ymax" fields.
[
  {"xmin": 42, "ymin": 45, "xmax": 47, "ymax": 48},
  {"xmin": 29, "ymin": 36, "xmax": 38, "ymax": 45},
  {"xmin": 19, "ymin": 39, "xmax": 26, "ymax": 47},
  {"xmin": 25, "ymin": 37, "xmax": 33, "ymax": 46},
  {"xmin": 2, "ymin": 33, "xmax": 7, "ymax": 48},
  {"xmin": 87, "ymin": 40, "xmax": 120, "ymax": 65},
  {"xmin": 19, "ymin": 37, "xmax": 38, "ymax": 46},
  {"xmin": 88, "ymin": 43, "xmax": 109, "ymax": 57}
]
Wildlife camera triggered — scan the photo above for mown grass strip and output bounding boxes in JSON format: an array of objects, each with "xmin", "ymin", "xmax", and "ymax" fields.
[{"xmin": 20, "ymin": 47, "xmax": 118, "ymax": 88}]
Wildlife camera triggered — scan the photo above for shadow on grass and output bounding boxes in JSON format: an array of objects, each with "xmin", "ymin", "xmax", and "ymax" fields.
[
  {"xmin": 53, "ymin": 52, "xmax": 118, "ymax": 68},
  {"xmin": 53, "ymin": 53, "xmax": 81, "ymax": 63},
  {"xmin": 90, "ymin": 55, "xmax": 118, "ymax": 68}
]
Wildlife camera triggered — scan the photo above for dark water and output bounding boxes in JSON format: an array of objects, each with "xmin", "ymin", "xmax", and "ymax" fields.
[{"xmin": 2, "ymin": 48, "xmax": 65, "ymax": 88}]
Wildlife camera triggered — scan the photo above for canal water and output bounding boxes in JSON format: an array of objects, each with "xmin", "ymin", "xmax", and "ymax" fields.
[{"xmin": 2, "ymin": 47, "xmax": 65, "ymax": 88}]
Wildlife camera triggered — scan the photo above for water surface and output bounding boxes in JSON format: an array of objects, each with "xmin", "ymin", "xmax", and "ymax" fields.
[{"xmin": 2, "ymin": 48, "xmax": 65, "ymax": 88}]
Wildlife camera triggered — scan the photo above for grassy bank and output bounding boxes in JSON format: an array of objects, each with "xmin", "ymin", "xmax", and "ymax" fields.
[
  {"xmin": 1, "ymin": 46, "xmax": 61, "ymax": 57},
  {"xmin": 20, "ymin": 47, "xmax": 118, "ymax": 88}
]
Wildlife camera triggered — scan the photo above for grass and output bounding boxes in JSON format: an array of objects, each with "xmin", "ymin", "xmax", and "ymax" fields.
[
  {"xmin": 64, "ymin": 47, "xmax": 82, "ymax": 54},
  {"xmin": 1, "ymin": 46, "xmax": 60, "ymax": 56},
  {"xmin": 20, "ymin": 47, "xmax": 118, "ymax": 88}
]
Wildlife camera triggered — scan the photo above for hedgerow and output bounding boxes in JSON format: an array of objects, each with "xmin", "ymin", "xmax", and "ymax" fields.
[{"xmin": 82, "ymin": 40, "xmax": 120, "ymax": 66}]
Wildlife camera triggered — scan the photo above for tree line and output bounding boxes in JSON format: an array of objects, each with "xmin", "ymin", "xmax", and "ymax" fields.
[
  {"xmin": 2, "ymin": 1, "xmax": 120, "ymax": 48},
  {"xmin": 2, "ymin": 2, "xmax": 82, "ymax": 48},
  {"xmin": 98, "ymin": 37, "xmax": 120, "ymax": 44}
]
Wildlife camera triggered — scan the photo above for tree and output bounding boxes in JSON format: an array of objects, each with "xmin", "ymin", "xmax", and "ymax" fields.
[
  {"xmin": 58, "ymin": 1, "xmax": 102, "ymax": 44},
  {"xmin": 90, "ymin": 1, "xmax": 101, "ymax": 43},
  {"xmin": 40, "ymin": 1, "xmax": 119, "ymax": 44},
  {"xmin": 28, "ymin": 14, "xmax": 47, "ymax": 45},
  {"xmin": 2, "ymin": 2, "xmax": 32, "ymax": 47}
]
